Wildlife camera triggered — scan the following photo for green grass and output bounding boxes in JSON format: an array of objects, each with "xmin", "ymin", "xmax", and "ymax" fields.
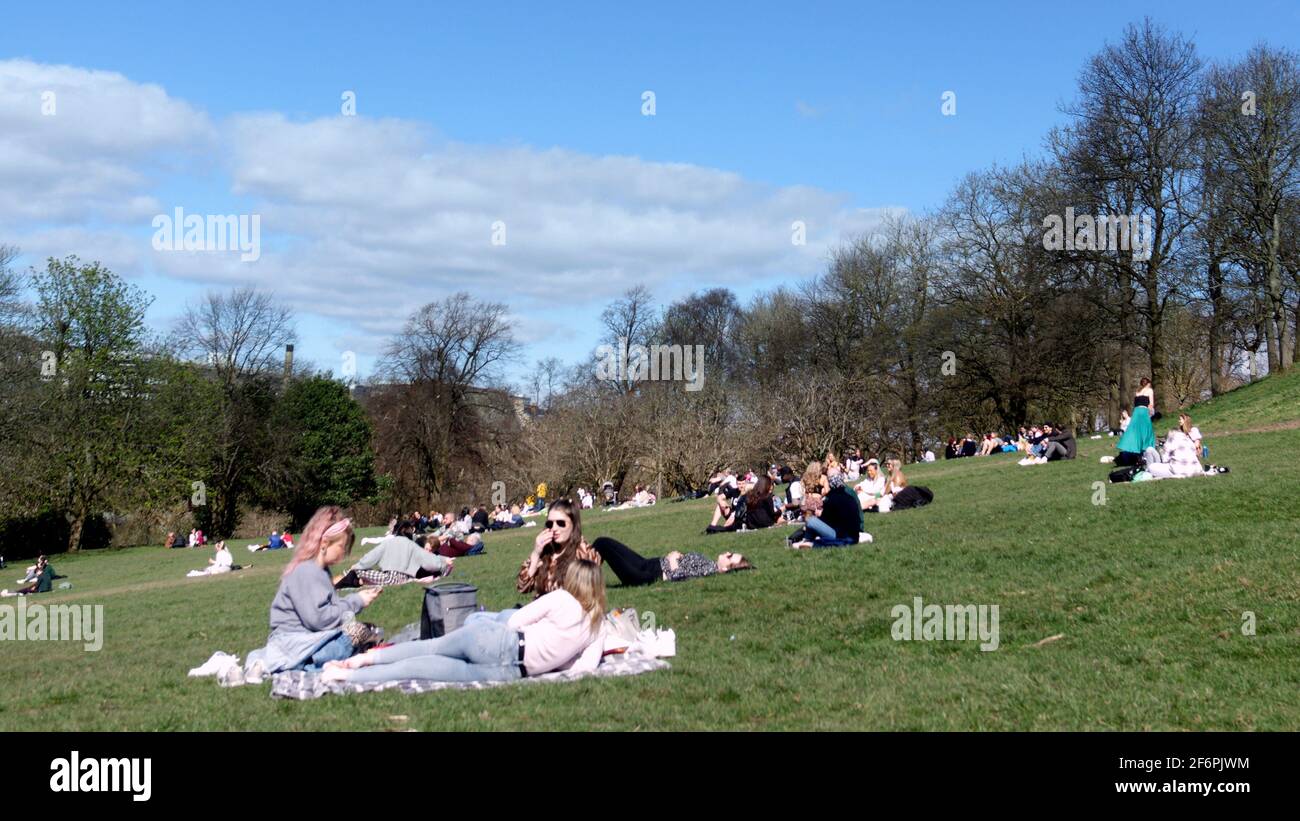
[
  {"xmin": 3, "ymin": 427, "xmax": 1299, "ymax": 730},
  {"xmin": 1184, "ymin": 369, "xmax": 1300, "ymax": 434}
]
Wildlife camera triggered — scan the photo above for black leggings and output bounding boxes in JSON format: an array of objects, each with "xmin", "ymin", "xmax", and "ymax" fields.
[
  {"xmin": 591, "ymin": 537, "xmax": 661, "ymax": 587},
  {"xmin": 1115, "ymin": 450, "xmax": 1142, "ymax": 467}
]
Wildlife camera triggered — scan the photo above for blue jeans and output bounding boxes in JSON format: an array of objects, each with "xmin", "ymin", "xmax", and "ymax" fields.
[
  {"xmin": 466, "ymin": 609, "xmax": 516, "ymax": 626},
  {"xmin": 345, "ymin": 620, "xmax": 523, "ymax": 684},
  {"xmin": 802, "ymin": 516, "xmax": 855, "ymax": 548},
  {"xmin": 302, "ymin": 631, "xmax": 354, "ymax": 672}
]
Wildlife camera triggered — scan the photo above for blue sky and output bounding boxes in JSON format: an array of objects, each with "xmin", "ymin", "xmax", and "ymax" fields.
[{"xmin": 3, "ymin": 0, "xmax": 1296, "ymax": 391}]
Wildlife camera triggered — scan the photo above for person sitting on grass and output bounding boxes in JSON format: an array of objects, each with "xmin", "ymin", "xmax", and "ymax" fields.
[
  {"xmin": 1114, "ymin": 405, "xmax": 1158, "ymax": 468},
  {"xmin": 517, "ymin": 499, "xmax": 601, "ymax": 598},
  {"xmin": 1142, "ymin": 426, "xmax": 1204, "ymax": 480},
  {"xmin": 187, "ymin": 541, "xmax": 234, "ymax": 577},
  {"xmin": 592, "ymin": 537, "xmax": 754, "ymax": 585},
  {"xmin": 246, "ymin": 507, "xmax": 381, "ymax": 674},
  {"xmin": 333, "ymin": 521, "xmax": 453, "ymax": 589},
  {"xmin": 706, "ymin": 475, "xmax": 781, "ymax": 533},
  {"xmin": 977, "ymin": 433, "xmax": 998, "ymax": 457},
  {"xmin": 800, "ymin": 461, "xmax": 826, "ymax": 521},
  {"xmin": 322, "ymin": 560, "xmax": 606, "ymax": 684},
  {"xmin": 249, "ymin": 531, "xmax": 287, "ymax": 552},
  {"xmin": 782, "ymin": 470, "xmax": 805, "ymax": 521},
  {"xmin": 790, "ymin": 470, "xmax": 862, "ymax": 548},
  {"xmin": 2, "ymin": 555, "xmax": 55, "ymax": 597},
  {"xmin": 1179, "ymin": 413, "xmax": 1204, "ymax": 458},
  {"xmin": 1040, "ymin": 423, "xmax": 1077, "ymax": 462},
  {"xmin": 855, "ymin": 458, "xmax": 886, "ymax": 511}
]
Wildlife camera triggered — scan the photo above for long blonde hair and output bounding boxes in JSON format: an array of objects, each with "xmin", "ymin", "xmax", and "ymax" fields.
[
  {"xmin": 1179, "ymin": 413, "xmax": 1193, "ymax": 435},
  {"xmin": 801, "ymin": 461, "xmax": 823, "ymax": 490},
  {"xmin": 562, "ymin": 559, "xmax": 606, "ymax": 631},
  {"xmin": 886, "ymin": 459, "xmax": 907, "ymax": 492}
]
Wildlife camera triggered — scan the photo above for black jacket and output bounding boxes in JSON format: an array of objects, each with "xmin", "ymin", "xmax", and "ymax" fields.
[{"xmin": 819, "ymin": 486, "xmax": 862, "ymax": 540}]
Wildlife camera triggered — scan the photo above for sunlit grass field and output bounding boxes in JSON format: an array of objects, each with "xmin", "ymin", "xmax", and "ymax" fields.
[{"xmin": 2, "ymin": 383, "xmax": 1298, "ymax": 730}]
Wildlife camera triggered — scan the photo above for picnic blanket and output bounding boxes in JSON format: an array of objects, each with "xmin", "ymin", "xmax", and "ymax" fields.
[{"xmin": 269, "ymin": 651, "xmax": 670, "ymax": 700}]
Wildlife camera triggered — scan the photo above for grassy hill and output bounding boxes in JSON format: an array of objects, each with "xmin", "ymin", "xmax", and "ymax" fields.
[
  {"xmin": 2, "ymin": 381, "xmax": 1299, "ymax": 731},
  {"xmin": 1183, "ymin": 369, "xmax": 1300, "ymax": 434}
]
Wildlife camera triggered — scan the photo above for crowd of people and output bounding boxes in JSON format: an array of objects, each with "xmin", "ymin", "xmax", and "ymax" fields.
[
  {"xmin": 209, "ymin": 372, "xmax": 1227, "ymax": 689},
  {"xmin": 700, "ymin": 450, "xmax": 934, "ymax": 547}
]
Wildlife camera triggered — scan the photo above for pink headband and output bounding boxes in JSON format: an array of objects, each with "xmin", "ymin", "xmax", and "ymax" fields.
[{"xmin": 323, "ymin": 518, "xmax": 352, "ymax": 538}]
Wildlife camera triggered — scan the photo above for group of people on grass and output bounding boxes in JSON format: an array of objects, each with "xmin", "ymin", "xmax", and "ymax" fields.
[
  {"xmin": 0, "ymin": 554, "xmax": 60, "ymax": 597},
  {"xmin": 245, "ymin": 499, "xmax": 753, "ymax": 686},
  {"xmin": 1111, "ymin": 408, "xmax": 1213, "ymax": 481},
  {"xmin": 701, "ymin": 450, "xmax": 933, "ymax": 548}
]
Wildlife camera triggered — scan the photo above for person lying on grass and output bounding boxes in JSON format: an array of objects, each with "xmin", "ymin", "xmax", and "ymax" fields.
[
  {"xmin": 591, "ymin": 537, "xmax": 754, "ymax": 586},
  {"xmin": 246, "ymin": 507, "xmax": 382, "ymax": 674},
  {"xmin": 430, "ymin": 530, "xmax": 484, "ymax": 558},
  {"xmin": 517, "ymin": 499, "xmax": 601, "ymax": 597},
  {"xmin": 333, "ymin": 521, "xmax": 453, "ymax": 589},
  {"xmin": 187, "ymin": 541, "xmax": 233, "ymax": 577},
  {"xmin": 321, "ymin": 560, "xmax": 606, "ymax": 684}
]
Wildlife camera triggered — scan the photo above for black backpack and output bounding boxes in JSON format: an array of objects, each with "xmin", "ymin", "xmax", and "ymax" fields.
[
  {"xmin": 1109, "ymin": 466, "xmax": 1141, "ymax": 483},
  {"xmin": 419, "ymin": 582, "xmax": 480, "ymax": 639},
  {"xmin": 892, "ymin": 486, "xmax": 934, "ymax": 510}
]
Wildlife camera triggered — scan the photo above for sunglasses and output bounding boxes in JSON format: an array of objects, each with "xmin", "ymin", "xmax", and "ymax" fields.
[{"xmin": 544, "ymin": 519, "xmax": 569, "ymax": 529}]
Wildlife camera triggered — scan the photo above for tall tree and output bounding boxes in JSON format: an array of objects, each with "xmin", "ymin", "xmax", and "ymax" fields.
[{"xmin": 1061, "ymin": 19, "xmax": 1203, "ymax": 411}]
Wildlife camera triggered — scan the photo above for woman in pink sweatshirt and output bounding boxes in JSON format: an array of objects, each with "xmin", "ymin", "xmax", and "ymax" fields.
[{"xmin": 322, "ymin": 560, "xmax": 605, "ymax": 683}]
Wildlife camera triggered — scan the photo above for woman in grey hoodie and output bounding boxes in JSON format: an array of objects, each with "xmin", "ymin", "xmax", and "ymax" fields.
[{"xmin": 246, "ymin": 507, "xmax": 381, "ymax": 673}]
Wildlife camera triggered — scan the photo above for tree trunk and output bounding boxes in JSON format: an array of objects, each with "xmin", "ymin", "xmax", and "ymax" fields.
[
  {"xmin": 1267, "ymin": 214, "xmax": 1287, "ymax": 373},
  {"xmin": 1293, "ymin": 289, "xmax": 1300, "ymax": 366},
  {"xmin": 67, "ymin": 512, "xmax": 85, "ymax": 553},
  {"xmin": 1144, "ymin": 267, "xmax": 1170, "ymax": 412},
  {"xmin": 1117, "ymin": 266, "xmax": 1133, "ymax": 410},
  {"xmin": 1208, "ymin": 257, "xmax": 1227, "ymax": 396}
]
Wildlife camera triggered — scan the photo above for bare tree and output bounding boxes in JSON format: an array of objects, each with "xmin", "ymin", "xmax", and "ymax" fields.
[
  {"xmin": 176, "ymin": 286, "xmax": 297, "ymax": 391},
  {"xmin": 1201, "ymin": 45, "xmax": 1300, "ymax": 372},
  {"xmin": 1061, "ymin": 19, "xmax": 1204, "ymax": 411},
  {"xmin": 373, "ymin": 293, "xmax": 521, "ymax": 500}
]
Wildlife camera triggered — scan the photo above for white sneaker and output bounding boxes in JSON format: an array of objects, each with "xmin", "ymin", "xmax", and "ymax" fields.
[
  {"xmin": 1099, "ymin": 455, "xmax": 1114, "ymax": 464},
  {"xmin": 1036, "ymin": 457, "xmax": 1048, "ymax": 465},
  {"xmin": 247, "ymin": 544, "xmax": 258, "ymax": 552},
  {"xmin": 1018, "ymin": 458, "xmax": 1032, "ymax": 466},
  {"xmin": 858, "ymin": 532, "xmax": 874, "ymax": 544}
]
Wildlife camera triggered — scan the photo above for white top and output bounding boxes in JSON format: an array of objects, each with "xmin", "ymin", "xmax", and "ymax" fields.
[
  {"xmin": 213, "ymin": 547, "xmax": 232, "ymax": 569},
  {"xmin": 787, "ymin": 479, "xmax": 805, "ymax": 503},
  {"xmin": 856, "ymin": 474, "xmax": 887, "ymax": 499}
]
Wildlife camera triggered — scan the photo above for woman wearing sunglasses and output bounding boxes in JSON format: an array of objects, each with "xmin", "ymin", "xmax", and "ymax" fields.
[
  {"xmin": 517, "ymin": 499, "xmax": 601, "ymax": 597},
  {"xmin": 591, "ymin": 537, "xmax": 754, "ymax": 586}
]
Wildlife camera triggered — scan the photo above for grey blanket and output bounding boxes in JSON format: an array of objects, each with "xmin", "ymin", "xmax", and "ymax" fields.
[{"xmin": 270, "ymin": 652, "xmax": 670, "ymax": 700}]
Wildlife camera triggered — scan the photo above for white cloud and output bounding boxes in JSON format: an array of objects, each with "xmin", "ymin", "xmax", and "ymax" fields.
[
  {"xmin": 0, "ymin": 59, "xmax": 213, "ymax": 224},
  {"xmin": 1, "ymin": 60, "xmax": 894, "ymax": 361}
]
